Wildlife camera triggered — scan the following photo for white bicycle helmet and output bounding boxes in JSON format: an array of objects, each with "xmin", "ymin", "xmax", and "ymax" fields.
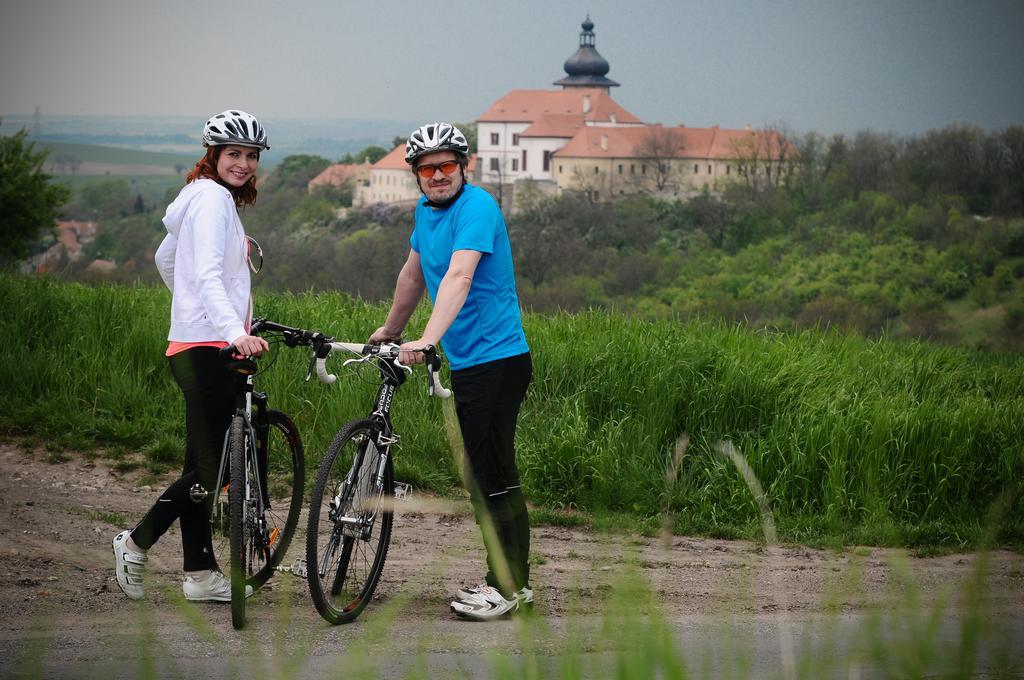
[
  {"xmin": 202, "ymin": 109, "xmax": 270, "ymax": 150},
  {"xmin": 405, "ymin": 122, "xmax": 469, "ymax": 164}
]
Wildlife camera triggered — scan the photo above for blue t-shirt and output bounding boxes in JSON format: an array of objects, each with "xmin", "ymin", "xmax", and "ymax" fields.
[{"xmin": 410, "ymin": 184, "xmax": 529, "ymax": 370}]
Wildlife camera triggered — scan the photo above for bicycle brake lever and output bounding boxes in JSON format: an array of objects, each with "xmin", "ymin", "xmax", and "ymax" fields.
[{"xmin": 305, "ymin": 350, "xmax": 317, "ymax": 382}]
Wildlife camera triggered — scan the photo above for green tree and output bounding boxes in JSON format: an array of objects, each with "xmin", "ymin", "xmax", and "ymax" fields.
[
  {"xmin": 352, "ymin": 145, "xmax": 389, "ymax": 164},
  {"xmin": 78, "ymin": 180, "xmax": 134, "ymax": 220},
  {"xmin": 269, "ymin": 154, "xmax": 332, "ymax": 191},
  {"xmin": 0, "ymin": 130, "xmax": 70, "ymax": 261}
]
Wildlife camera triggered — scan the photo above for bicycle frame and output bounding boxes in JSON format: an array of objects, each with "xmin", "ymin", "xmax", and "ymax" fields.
[{"xmin": 211, "ymin": 372, "xmax": 269, "ymax": 545}]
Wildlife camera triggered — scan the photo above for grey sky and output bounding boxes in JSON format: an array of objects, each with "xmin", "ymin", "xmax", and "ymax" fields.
[{"xmin": 2, "ymin": 0, "xmax": 1022, "ymax": 135}]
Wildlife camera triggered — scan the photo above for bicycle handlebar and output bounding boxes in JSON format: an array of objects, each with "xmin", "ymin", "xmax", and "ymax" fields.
[
  {"xmin": 220, "ymin": 317, "xmax": 451, "ymax": 399},
  {"xmin": 218, "ymin": 318, "xmax": 330, "ymax": 360},
  {"xmin": 315, "ymin": 341, "xmax": 452, "ymax": 399}
]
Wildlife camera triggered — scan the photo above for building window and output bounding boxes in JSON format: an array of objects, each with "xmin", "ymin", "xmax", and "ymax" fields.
[
  {"xmin": 490, "ymin": 133, "xmax": 499, "ymax": 145},
  {"xmin": 641, "ymin": 164, "xmax": 646, "ymax": 175},
  {"xmin": 708, "ymin": 164, "xmax": 712, "ymax": 174},
  {"xmin": 693, "ymin": 164, "xmax": 699, "ymax": 174},
  {"xmin": 594, "ymin": 166, "xmax": 599, "ymax": 174},
  {"xmin": 558, "ymin": 164, "xmax": 563, "ymax": 173},
  {"xmin": 543, "ymin": 150, "xmax": 552, "ymax": 172},
  {"xmin": 618, "ymin": 164, "xmax": 623, "ymax": 174},
  {"xmin": 490, "ymin": 157, "xmax": 499, "ymax": 171},
  {"xmin": 512, "ymin": 158, "xmax": 519, "ymax": 171},
  {"xmin": 512, "ymin": 133, "xmax": 520, "ymax": 146},
  {"xmin": 630, "ymin": 164, "xmax": 635, "ymax": 174},
  {"xmin": 522, "ymin": 150, "xmax": 527, "ymax": 172},
  {"xmin": 726, "ymin": 165, "xmax": 731, "ymax": 175}
]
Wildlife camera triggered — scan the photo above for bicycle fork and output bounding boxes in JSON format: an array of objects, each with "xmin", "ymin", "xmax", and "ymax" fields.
[{"xmin": 318, "ymin": 434, "xmax": 391, "ymax": 578}]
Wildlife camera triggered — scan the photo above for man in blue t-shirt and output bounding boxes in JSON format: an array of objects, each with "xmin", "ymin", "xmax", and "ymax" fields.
[{"xmin": 369, "ymin": 122, "xmax": 533, "ymax": 621}]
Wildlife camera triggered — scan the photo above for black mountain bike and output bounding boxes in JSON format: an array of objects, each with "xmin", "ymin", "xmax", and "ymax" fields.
[
  {"xmin": 304, "ymin": 340, "xmax": 451, "ymax": 624},
  {"xmin": 213, "ymin": 318, "xmax": 330, "ymax": 629}
]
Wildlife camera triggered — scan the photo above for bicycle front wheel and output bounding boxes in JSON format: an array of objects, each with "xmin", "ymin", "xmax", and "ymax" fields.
[
  {"xmin": 306, "ymin": 419, "xmax": 394, "ymax": 624},
  {"xmin": 227, "ymin": 415, "xmax": 249, "ymax": 629}
]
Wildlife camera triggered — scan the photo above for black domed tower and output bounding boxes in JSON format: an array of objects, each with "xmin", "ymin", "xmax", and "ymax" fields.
[{"xmin": 553, "ymin": 16, "xmax": 620, "ymax": 92}]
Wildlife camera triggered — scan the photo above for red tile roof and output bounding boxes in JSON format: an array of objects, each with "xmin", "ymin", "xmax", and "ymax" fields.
[
  {"xmin": 554, "ymin": 125, "xmax": 793, "ymax": 160},
  {"xmin": 521, "ymin": 114, "xmax": 587, "ymax": 138},
  {"xmin": 308, "ymin": 162, "xmax": 372, "ymax": 189},
  {"xmin": 478, "ymin": 89, "xmax": 641, "ymax": 124},
  {"xmin": 373, "ymin": 145, "xmax": 409, "ymax": 170}
]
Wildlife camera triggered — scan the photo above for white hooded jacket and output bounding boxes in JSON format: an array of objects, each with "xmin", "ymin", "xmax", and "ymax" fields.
[{"xmin": 155, "ymin": 179, "xmax": 251, "ymax": 344}]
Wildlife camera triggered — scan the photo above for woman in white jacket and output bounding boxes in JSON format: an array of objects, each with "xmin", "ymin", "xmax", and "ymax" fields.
[{"xmin": 112, "ymin": 110, "xmax": 271, "ymax": 603}]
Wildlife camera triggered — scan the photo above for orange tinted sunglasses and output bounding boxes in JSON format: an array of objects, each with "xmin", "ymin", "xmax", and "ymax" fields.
[{"xmin": 415, "ymin": 160, "xmax": 461, "ymax": 178}]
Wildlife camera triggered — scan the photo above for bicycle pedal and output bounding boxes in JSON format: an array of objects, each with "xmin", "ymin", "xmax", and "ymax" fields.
[
  {"xmin": 276, "ymin": 557, "xmax": 307, "ymax": 579},
  {"xmin": 394, "ymin": 482, "xmax": 412, "ymax": 501}
]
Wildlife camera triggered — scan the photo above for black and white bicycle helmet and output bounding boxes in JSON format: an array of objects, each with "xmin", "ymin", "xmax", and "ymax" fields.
[
  {"xmin": 405, "ymin": 122, "xmax": 469, "ymax": 165},
  {"xmin": 202, "ymin": 109, "xmax": 270, "ymax": 150}
]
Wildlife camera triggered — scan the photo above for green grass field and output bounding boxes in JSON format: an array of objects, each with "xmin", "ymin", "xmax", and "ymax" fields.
[
  {"xmin": 53, "ymin": 174, "xmax": 186, "ymax": 202},
  {"xmin": 36, "ymin": 140, "xmax": 197, "ymax": 167},
  {"xmin": 1, "ymin": 274, "xmax": 1021, "ymax": 549}
]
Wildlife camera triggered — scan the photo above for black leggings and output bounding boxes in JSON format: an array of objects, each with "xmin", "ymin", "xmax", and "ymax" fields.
[
  {"xmin": 451, "ymin": 352, "xmax": 532, "ymax": 597},
  {"xmin": 131, "ymin": 347, "xmax": 235, "ymax": 572}
]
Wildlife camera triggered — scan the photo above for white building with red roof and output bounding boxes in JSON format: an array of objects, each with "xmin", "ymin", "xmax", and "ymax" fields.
[
  {"xmin": 552, "ymin": 124, "xmax": 796, "ymax": 200},
  {"xmin": 307, "ymin": 161, "xmax": 372, "ymax": 193},
  {"xmin": 474, "ymin": 16, "xmax": 792, "ymax": 203},
  {"xmin": 476, "ymin": 88, "xmax": 643, "ymax": 186},
  {"xmin": 353, "ymin": 145, "xmax": 420, "ymax": 207}
]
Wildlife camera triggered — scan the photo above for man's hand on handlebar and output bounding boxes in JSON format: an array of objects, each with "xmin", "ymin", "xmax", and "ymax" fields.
[
  {"xmin": 397, "ymin": 339, "xmax": 436, "ymax": 366},
  {"xmin": 232, "ymin": 333, "xmax": 270, "ymax": 357}
]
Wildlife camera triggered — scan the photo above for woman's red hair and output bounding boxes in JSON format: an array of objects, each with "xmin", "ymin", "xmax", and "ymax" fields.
[{"xmin": 184, "ymin": 146, "xmax": 258, "ymax": 207}]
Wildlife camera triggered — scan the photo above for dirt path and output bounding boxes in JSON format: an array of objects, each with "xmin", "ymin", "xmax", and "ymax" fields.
[{"xmin": 1, "ymin": 442, "xmax": 1022, "ymax": 678}]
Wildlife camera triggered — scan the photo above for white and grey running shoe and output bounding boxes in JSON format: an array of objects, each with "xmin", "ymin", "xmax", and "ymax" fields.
[
  {"xmin": 182, "ymin": 570, "xmax": 253, "ymax": 602},
  {"xmin": 112, "ymin": 530, "xmax": 147, "ymax": 600},
  {"xmin": 450, "ymin": 585, "xmax": 519, "ymax": 621},
  {"xmin": 458, "ymin": 582, "xmax": 534, "ymax": 609}
]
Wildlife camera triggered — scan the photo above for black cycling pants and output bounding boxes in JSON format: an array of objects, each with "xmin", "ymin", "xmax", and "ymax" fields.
[
  {"xmin": 451, "ymin": 352, "xmax": 532, "ymax": 597},
  {"xmin": 131, "ymin": 347, "xmax": 234, "ymax": 572}
]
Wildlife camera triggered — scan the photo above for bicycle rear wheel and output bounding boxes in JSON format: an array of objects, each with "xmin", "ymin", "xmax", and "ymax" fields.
[
  {"xmin": 227, "ymin": 415, "xmax": 249, "ymax": 629},
  {"xmin": 248, "ymin": 409, "xmax": 304, "ymax": 588},
  {"xmin": 306, "ymin": 419, "xmax": 394, "ymax": 624}
]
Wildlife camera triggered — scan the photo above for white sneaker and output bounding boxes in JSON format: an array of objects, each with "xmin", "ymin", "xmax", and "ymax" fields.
[
  {"xmin": 458, "ymin": 582, "xmax": 534, "ymax": 608},
  {"xmin": 112, "ymin": 530, "xmax": 147, "ymax": 600},
  {"xmin": 182, "ymin": 570, "xmax": 253, "ymax": 602},
  {"xmin": 450, "ymin": 585, "xmax": 519, "ymax": 621}
]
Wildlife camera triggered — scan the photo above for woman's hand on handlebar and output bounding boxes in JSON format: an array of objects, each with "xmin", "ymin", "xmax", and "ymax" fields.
[{"xmin": 232, "ymin": 333, "xmax": 270, "ymax": 357}]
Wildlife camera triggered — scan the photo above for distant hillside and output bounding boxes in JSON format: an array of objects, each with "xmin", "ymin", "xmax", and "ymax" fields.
[
  {"xmin": 0, "ymin": 114, "xmax": 417, "ymax": 164},
  {"xmin": 34, "ymin": 140, "xmax": 197, "ymax": 176},
  {"xmin": 34, "ymin": 140, "xmax": 195, "ymax": 166}
]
